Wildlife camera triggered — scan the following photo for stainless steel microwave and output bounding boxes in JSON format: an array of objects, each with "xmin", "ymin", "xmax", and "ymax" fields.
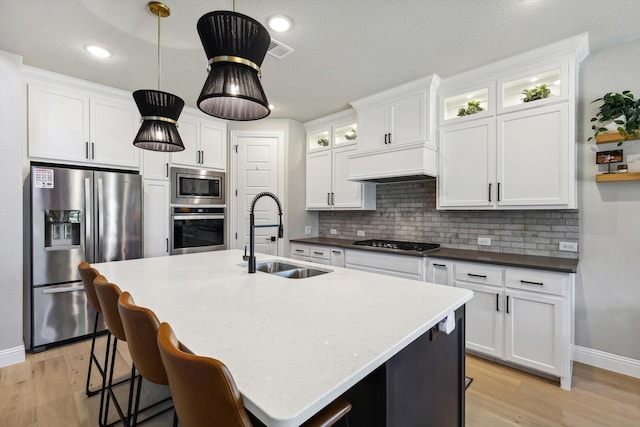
[{"xmin": 170, "ymin": 167, "xmax": 225, "ymax": 205}]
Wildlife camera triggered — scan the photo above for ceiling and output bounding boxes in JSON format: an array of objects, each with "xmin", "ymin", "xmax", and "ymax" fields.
[{"xmin": 1, "ymin": 0, "xmax": 639, "ymax": 123}]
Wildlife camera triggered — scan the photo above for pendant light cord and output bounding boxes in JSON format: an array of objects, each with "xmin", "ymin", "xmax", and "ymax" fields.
[{"xmin": 157, "ymin": 10, "xmax": 162, "ymax": 91}]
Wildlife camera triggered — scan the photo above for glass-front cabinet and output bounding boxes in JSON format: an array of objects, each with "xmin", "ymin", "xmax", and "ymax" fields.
[
  {"xmin": 440, "ymin": 83, "xmax": 494, "ymax": 125},
  {"xmin": 306, "ymin": 111, "xmax": 357, "ymax": 153},
  {"xmin": 497, "ymin": 61, "xmax": 568, "ymax": 113}
]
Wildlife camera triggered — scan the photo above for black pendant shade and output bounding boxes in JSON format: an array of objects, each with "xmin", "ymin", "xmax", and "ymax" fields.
[
  {"xmin": 132, "ymin": 89, "xmax": 185, "ymax": 152},
  {"xmin": 197, "ymin": 11, "xmax": 271, "ymax": 121}
]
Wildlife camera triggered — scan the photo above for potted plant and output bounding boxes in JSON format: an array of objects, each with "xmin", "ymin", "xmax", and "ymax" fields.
[
  {"xmin": 457, "ymin": 100, "xmax": 484, "ymax": 117},
  {"xmin": 588, "ymin": 90, "xmax": 640, "ymax": 145},
  {"xmin": 317, "ymin": 137, "xmax": 329, "ymax": 147},
  {"xmin": 522, "ymin": 84, "xmax": 551, "ymax": 102},
  {"xmin": 344, "ymin": 128, "xmax": 357, "ymax": 140}
]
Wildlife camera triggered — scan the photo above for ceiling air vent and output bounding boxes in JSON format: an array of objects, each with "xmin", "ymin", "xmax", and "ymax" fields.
[{"xmin": 267, "ymin": 39, "xmax": 294, "ymax": 59}]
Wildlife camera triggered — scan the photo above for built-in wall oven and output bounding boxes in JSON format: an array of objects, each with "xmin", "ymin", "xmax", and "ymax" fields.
[{"xmin": 171, "ymin": 206, "xmax": 225, "ymax": 254}]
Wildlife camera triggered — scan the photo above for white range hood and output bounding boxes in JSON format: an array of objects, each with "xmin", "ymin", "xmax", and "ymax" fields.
[{"xmin": 347, "ymin": 74, "xmax": 440, "ymax": 183}]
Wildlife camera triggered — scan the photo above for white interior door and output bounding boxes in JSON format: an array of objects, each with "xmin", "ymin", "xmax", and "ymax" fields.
[{"xmin": 232, "ymin": 133, "xmax": 280, "ymax": 256}]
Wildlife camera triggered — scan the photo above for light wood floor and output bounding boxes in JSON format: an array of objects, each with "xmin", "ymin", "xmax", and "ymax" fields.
[{"xmin": 1, "ymin": 337, "xmax": 639, "ymax": 426}]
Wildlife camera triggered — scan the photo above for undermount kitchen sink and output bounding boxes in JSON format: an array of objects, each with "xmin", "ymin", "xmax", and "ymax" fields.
[{"xmin": 256, "ymin": 261, "xmax": 332, "ymax": 279}]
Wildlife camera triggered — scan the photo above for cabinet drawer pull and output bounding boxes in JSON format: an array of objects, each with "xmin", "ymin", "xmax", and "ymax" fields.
[
  {"xmin": 520, "ymin": 280, "xmax": 544, "ymax": 286},
  {"xmin": 467, "ymin": 273, "xmax": 487, "ymax": 278},
  {"xmin": 313, "ymin": 251, "xmax": 324, "ymax": 255},
  {"xmin": 294, "ymin": 249, "xmax": 304, "ymax": 253},
  {"xmin": 433, "ymin": 263, "xmax": 446, "ymax": 268},
  {"xmin": 331, "ymin": 250, "xmax": 341, "ymax": 254},
  {"xmin": 496, "ymin": 293, "xmax": 500, "ymax": 312}
]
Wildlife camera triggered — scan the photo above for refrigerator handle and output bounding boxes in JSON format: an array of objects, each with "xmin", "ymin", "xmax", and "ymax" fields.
[
  {"xmin": 84, "ymin": 177, "xmax": 92, "ymax": 262},
  {"xmin": 97, "ymin": 178, "xmax": 105, "ymax": 262}
]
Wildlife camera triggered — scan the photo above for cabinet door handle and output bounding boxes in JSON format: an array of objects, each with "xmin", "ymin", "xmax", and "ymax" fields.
[
  {"xmin": 467, "ymin": 273, "xmax": 487, "ymax": 278},
  {"xmin": 488, "ymin": 183, "xmax": 492, "ymax": 202},
  {"xmin": 331, "ymin": 192, "xmax": 335, "ymax": 205},
  {"xmin": 388, "ymin": 133, "xmax": 391, "ymax": 144},
  {"xmin": 506, "ymin": 295, "xmax": 510, "ymax": 314},
  {"xmin": 433, "ymin": 263, "xmax": 446, "ymax": 268},
  {"xmin": 327, "ymin": 193, "xmax": 331, "ymax": 205},
  {"xmin": 520, "ymin": 280, "xmax": 544, "ymax": 286},
  {"xmin": 85, "ymin": 141, "xmax": 89, "ymax": 159},
  {"xmin": 165, "ymin": 163, "xmax": 169, "ymax": 178},
  {"xmin": 496, "ymin": 293, "xmax": 500, "ymax": 312},
  {"xmin": 201, "ymin": 150, "xmax": 204, "ymax": 164},
  {"xmin": 384, "ymin": 133, "xmax": 388, "ymax": 144},
  {"xmin": 166, "ymin": 238, "xmax": 169, "ymax": 253},
  {"xmin": 497, "ymin": 182, "xmax": 501, "ymax": 202},
  {"xmin": 91, "ymin": 142, "xmax": 95, "ymax": 159}
]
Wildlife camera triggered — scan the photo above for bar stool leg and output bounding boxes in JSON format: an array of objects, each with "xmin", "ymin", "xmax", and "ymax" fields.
[
  {"xmin": 86, "ymin": 311, "xmax": 105, "ymax": 397},
  {"xmin": 98, "ymin": 331, "xmax": 112, "ymax": 427}
]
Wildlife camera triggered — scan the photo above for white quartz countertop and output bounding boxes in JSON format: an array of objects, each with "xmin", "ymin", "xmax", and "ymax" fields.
[{"xmin": 93, "ymin": 249, "xmax": 472, "ymax": 427}]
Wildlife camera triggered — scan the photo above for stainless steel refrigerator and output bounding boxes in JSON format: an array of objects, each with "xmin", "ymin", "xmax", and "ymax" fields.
[{"xmin": 26, "ymin": 164, "xmax": 142, "ymax": 351}]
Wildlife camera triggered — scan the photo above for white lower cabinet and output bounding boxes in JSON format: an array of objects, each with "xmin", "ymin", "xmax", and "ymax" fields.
[
  {"xmin": 143, "ymin": 180, "xmax": 170, "ymax": 258},
  {"xmin": 289, "ymin": 243, "xmax": 343, "ymax": 267},
  {"xmin": 344, "ymin": 249, "xmax": 424, "ymax": 281},
  {"xmin": 450, "ymin": 260, "xmax": 574, "ymax": 390},
  {"xmin": 426, "ymin": 260, "xmax": 454, "ymax": 286}
]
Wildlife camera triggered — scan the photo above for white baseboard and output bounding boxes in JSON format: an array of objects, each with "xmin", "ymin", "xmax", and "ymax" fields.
[
  {"xmin": 0, "ymin": 345, "xmax": 26, "ymax": 368},
  {"xmin": 574, "ymin": 345, "xmax": 640, "ymax": 379}
]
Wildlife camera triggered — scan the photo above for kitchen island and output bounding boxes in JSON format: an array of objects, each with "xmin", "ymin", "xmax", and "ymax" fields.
[{"xmin": 93, "ymin": 249, "xmax": 472, "ymax": 426}]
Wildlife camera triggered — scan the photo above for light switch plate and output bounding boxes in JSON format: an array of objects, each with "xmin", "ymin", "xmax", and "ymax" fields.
[
  {"xmin": 357, "ymin": 230, "xmax": 365, "ymax": 237},
  {"xmin": 330, "ymin": 229, "xmax": 337, "ymax": 235},
  {"xmin": 477, "ymin": 237, "xmax": 491, "ymax": 246},
  {"xmin": 305, "ymin": 226, "xmax": 312, "ymax": 235}
]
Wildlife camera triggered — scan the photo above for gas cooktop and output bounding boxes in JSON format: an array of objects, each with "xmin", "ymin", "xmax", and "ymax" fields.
[{"xmin": 353, "ymin": 239, "xmax": 440, "ymax": 252}]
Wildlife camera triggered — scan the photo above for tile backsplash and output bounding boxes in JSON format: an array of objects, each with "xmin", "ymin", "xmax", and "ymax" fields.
[{"xmin": 318, "ymin": 180, "xmax": 579, "ymax": 259}]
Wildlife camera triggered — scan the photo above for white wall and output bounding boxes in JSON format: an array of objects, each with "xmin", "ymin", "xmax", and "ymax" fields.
[
  {"xmin": 0, "ymin": 50, "xmax": 25, "ymax": 367},
  {"xmin": 576, "ymin": 38, "xmax": 640, "ymax": 360}
]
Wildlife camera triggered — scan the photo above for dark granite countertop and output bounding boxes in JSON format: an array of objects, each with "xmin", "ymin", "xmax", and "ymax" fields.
[{"xmin": 289, "ymin": 237, "xmax": 578, "ymax": 273}]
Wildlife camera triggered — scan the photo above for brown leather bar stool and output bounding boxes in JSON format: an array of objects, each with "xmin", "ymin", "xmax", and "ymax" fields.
[
  {"xmin": 117, "ymin": 292, "xmax": 177, "ymax": 427},
  {"xmin": 157, "ymin": 322, "xmax": 351, "ymax": 427},
  {"xmin": 77, "ymin": 261, "xmax": 106, "ymax": 397},
  {"xmin": 94, "ymin": 275, "xmax": 136, "ymax": 427}
]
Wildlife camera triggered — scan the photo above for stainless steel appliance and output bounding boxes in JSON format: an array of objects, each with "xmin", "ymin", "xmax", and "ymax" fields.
[
  {"xmin": 353, "ymin": 239, "xmax": 440, "ymax": 252},
  {"xmin": 171, "ymin": 206, "xmax": 225, "ymax": 254},
  {"xmin": 170, "ymin": 167, "xmax": 225, "ymax": 205},
  {"xmin": 27, "ymin": 164, "xmax": 142, "ymax": 351}
]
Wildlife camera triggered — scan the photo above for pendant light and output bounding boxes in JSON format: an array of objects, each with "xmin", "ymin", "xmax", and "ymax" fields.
[
  {"xmin": 132, "ymin": 2, "xmax": 185, "ymax": 152},
  {"xmin": 196, "ymin": 0, "xmax": 271, "ymax": 121}
]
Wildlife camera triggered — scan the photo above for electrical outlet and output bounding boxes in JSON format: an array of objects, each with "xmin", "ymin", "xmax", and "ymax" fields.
[
  {"xmin": 357, "ymin": 230, "xmax": 365, "ymax": 237},
  {"xmin": 559, "ymin": 241, "xmax": 578, "ymax": 252},
  {"xmin": 477, "ymin": 237, "xmax": 491, "ymax": 246},
  {"xmin": 304, "ymin": 226, "xmax": 312, "ymax": 235},
  {"xmin": 330, "ymin": 228, "xmax": 337, "ymax": 235}
]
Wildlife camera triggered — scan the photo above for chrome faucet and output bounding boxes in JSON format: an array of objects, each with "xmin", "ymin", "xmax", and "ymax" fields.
[{"xmin": 248, "ymin": 192, "xmax": 284, "ymax": 273}]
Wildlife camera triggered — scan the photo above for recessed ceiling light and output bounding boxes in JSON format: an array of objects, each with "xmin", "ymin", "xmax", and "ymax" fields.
[
  {"xmin": 85, "ymin": 45, "xmax": 112, "ymax": 58},
  {"xmin": 530, "ymin": 76, "xmax": 538, "ymax": 82},
  {"xmin": 267, "ymin": 15, "xmax": 292, "ymax": 32}
]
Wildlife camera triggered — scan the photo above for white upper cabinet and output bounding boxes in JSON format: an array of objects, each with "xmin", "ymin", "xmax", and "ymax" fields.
[
  {"xmin": 171, "ymin": 109, "xmax": 227, "ymax": 171},
  {"xmin": 437, "ymin": 33, "xmax": 589, "ymax": 210},
  {"xmin": 27, "ymin": 75, "xmax": 139, "ymax": 169},
  {"xmin": 348, "ymin": 75, "xmax": 440, "ymax": 181},
  {"xmin": 305, "ymin": 110, "xmax": 375, "ymax": 210}
]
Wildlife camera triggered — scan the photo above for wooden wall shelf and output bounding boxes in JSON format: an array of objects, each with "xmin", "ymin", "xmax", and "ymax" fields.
[
  {"xmin": 596, "ymin": 172, "xmax": 640, "ymax": 182},
  {"xmin": 595, "ymin": 132, "xmax": 640, "ymax": 144}
]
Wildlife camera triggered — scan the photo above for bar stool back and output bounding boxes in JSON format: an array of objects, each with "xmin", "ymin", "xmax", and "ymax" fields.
[
  {"xmin": 118, "ymin": 292, "xmax": 175, "ymax": 427},
  {"xmin": 93, "ymin": 275, "xmax": 134, "ymax": 427},
  {"xmin": 157, "ymin": 322, "xmax": 351, "ymax": 427}
]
